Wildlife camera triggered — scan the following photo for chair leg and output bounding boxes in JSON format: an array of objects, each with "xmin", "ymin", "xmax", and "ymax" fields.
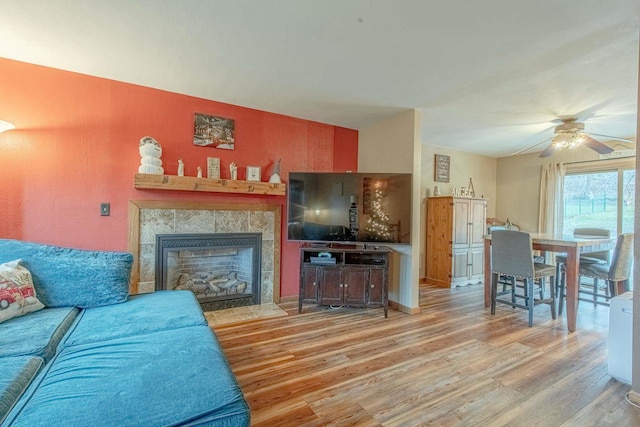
[
  {"xmin": 491, "ymin": 272, "xmax": 497, "ymax": 315},
  {"xmin": 555, "ymin": 262, "xmax": 562, "ymax": 295},
  {"xmin": 550, "ymin": 275, "xmax": 557, "ymax": 320},
  {"xmin": 510, "ymin": 276, "xmax": 516, "ymax": 307},
  {"xmin": 527, "ymin": 278, "xmax": 534, "ymax": 327},
  {"xmin": 592, "ymin": 278, "xmax": 598, "ymax": 308},
  {"xmin": 558, "ymin": 267, "xmax": 565, "ymax": 316}
]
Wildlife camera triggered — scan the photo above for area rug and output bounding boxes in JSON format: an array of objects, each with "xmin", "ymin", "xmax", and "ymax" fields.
[{"xmin": 204, "ymin": 302, "xmax": 288, "ymax": 327}]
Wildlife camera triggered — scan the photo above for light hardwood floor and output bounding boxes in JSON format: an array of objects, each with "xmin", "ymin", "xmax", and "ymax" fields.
[{"xmin": 214, "ymin": 284, "xmax": 640, "ymax": 426}]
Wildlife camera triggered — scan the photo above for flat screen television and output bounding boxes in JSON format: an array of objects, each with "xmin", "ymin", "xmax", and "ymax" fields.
[{"xmin": 287, "ymin": 172, "xmax": 412, "ymax": 244}]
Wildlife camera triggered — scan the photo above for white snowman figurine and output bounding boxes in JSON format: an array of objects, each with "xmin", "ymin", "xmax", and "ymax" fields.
[{"xmin": 138, "ymin": 136, "xmax": 164, "ymax": 174}]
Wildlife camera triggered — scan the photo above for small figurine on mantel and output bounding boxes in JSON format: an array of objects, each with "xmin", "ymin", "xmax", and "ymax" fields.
[
  {"xmin": 197, "ymin": 166, "xmax": 203, "ymax": 178},
  {"xmin": 178, "ymin": 159, "xmax": 185, "ymax": 176},
  {"xmin": 229, "ymin": 162, "xmax": 238, "ymax": 180},
  {"xmin": 138, "ymin": 136, "xmax": 164, "ymax": 175},
  {"xmin": 269, "ymin": 158, "xmax": 282, "ymax": 184}
]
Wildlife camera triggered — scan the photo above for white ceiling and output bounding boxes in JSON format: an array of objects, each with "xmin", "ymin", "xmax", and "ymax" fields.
[{"xmin": 1, "ymin": 0, "xmax": 638, "ymax": 157}]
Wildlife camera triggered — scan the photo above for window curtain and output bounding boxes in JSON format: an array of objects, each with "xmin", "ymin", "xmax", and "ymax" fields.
[{"xmin": 538, "ymin": 162, "xmax": 566, "ymax": 234}]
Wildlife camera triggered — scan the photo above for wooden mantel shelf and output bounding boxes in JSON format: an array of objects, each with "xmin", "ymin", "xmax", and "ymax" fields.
[{"xmin": 134, "ymin": 173, "xmax": 286, "ymax": 196}]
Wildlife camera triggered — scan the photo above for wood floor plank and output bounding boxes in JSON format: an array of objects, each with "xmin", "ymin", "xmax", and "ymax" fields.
[{"xmin": 214, "ymin": 283, "xmax": 640, "ymax": 426}]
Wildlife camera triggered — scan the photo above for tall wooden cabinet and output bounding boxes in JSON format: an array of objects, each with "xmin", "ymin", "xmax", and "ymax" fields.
[{"xmin": 425, "ymin": 196, "xmax": 487, "ymax": 288}]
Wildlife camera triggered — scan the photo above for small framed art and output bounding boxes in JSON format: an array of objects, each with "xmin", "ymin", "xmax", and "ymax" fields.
[
  {"xmin": 434, "ymin": 154, "xmax": 450, "ymax": 183},
  {"xmin": 207, "ymin": 157, "xmax": 221, "ymax": 179},
  {"xmin": 246, "ymin": 166, "xmax": 261, "ymax": 182}
]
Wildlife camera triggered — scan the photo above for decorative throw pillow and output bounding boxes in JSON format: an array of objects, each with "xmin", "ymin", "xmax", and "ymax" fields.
[{"xmin": 0, "ymin": 259, "xmax": 44, "ymax": 324}]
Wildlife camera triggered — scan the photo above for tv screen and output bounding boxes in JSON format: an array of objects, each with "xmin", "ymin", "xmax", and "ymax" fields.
[{"xmin": 287, "ymin": 172, "xmax": 412, "ymax": 244}]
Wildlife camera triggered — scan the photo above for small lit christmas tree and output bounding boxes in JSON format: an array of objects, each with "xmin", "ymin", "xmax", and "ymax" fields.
[{"xmin": 364, "ymin": 181, "xmax": 392, "ymax": 241}]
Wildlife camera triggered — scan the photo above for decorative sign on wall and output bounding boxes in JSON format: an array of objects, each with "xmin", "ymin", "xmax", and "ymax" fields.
[
  {"xmin": 434, "ymin": 154, "xmax": 450, "ymax": 183},
  {"xmin": 193, "ymin": 113, "xmax": 235, "ymax": 150}
]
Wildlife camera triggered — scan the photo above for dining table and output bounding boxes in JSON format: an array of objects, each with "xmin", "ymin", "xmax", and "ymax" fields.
[{"xmin": 484, "ymin": 233, "xmax": 618, "ymax": 332}]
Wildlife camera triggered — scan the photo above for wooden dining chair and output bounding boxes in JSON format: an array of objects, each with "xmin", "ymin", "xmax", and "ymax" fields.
[
  {"xmin": 558, "ymin": 233, "xmax": 634, "ymax": 314},
  {"xmin": 490, "ymin": 230, "xmax": 557, "ymax": 327}
]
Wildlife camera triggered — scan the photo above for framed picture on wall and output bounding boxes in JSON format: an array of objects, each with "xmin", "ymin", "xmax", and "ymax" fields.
[
  {"xmin": 193, "ymin": 113, "xmax": 235, "ymax": 150},
  {"xmin": 434, "ymin": 154, "xmax": 450, "ymax": 183}
]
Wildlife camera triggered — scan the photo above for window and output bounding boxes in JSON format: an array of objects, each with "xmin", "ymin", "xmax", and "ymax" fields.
[{"xmin": 562, "ymin": 159, "xmax": 635, "ymax": 236}]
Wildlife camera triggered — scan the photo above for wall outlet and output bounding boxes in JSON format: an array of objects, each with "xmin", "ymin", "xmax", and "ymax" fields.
[{"xmin": 100, "ymin": 203, "xmax": 110, "ymax": 216}]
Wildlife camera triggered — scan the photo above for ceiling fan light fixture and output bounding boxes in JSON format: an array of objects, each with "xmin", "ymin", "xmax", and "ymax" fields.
[{"xmin": 552, "ymin": 131, "xmax": 587, "ymax": 150}]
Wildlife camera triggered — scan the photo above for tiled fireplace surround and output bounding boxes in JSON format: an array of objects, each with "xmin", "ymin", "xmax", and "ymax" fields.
[{"xmin": 128, "ymin": 201, "xmax": 281, "ymax": 305}]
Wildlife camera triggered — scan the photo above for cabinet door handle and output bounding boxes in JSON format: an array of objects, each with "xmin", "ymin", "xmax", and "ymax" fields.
[
  {"xmin": 344, "ymin": 283, "xmax": 348, "ymax": 287},
  {"xmin": 312, "ymin": 282, "xmax": 317, "ymax": 286},
  {"xmin": 370, "ymin": 284, "xmax": 375, "ymax": 288}
]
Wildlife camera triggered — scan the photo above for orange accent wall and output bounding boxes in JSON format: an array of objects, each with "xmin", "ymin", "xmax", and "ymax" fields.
[{"xmin": 0, "ymin": 58, "xmax": 358, "ymax": 297}]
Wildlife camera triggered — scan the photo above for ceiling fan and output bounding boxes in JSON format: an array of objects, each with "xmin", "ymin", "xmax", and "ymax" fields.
[{"xmin": 512, "ymin": 117, "xmax": 633, "ymax": 158}]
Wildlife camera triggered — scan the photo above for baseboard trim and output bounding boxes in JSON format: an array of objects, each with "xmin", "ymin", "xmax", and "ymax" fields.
[
  {"xmin": 389, "ymin": 300, "xmax": 420, "ymax": 315},
  {"xmin": 279, "ymin": 295, "xmax": 298, "ymax": 304}
]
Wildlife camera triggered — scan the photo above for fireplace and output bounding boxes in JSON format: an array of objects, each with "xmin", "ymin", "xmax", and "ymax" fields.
[
  {"xmin": 128, "ymin": 200, "xmax": 281, "ymax": 305},
  {"xmin": 155, "ymin": 233, "xmax": 262, "ymax": 311}
]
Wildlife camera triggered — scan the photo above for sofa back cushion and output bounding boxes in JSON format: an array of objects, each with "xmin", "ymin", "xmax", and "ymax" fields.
[{"xmin": 0, "ymin": 240, "xmax": 132, "ymax": 308}]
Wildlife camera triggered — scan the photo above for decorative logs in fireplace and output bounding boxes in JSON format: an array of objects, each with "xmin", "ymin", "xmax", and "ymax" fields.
[
  {"xmin": 176, "ymin": 271, "xmax": 247, "ymax": 298},
  {"xmin": 155, "ymin": 233, "xmax": 262, "ymax": 311}
]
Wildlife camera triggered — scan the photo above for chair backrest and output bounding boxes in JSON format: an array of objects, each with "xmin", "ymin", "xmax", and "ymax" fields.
[
  {"xmin": 574, "ymin": 228, "xmax": 611, "ymax": 263},
  {"xmin": 491, "ymin": 230, "xmax": 534, "ymax": 278},
  {"xmin": 608, "ymin": 233, "xmax": 634, "ymax": 281},
  {"xmin": 488, "ymin": 225, "xmax": 506, "ymax": 234}
]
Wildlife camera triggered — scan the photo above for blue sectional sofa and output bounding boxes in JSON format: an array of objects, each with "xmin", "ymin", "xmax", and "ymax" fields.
[{"xmin": 0, "ymin": 239, "xmax": 250, "ymax": 427}]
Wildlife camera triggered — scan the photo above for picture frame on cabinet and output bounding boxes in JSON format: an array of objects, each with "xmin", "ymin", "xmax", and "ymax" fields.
[{"xmin": 246, "ymin": 166, "xmax": 261, "ymax": 182}]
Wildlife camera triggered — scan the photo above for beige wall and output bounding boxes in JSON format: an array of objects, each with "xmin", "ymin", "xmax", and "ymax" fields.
[
  {"xmin": 422, "ymin": 145, "xmax": 497, "ymax": 216},
  {"xmin": 359, "ymin": 109, "xmax": 422, "ymax": 312},
  {"xmin": 420, "ymin": 144, "xmax": 497, "ymax": 276},
  {"xmin": 496, "ymin": 143, "xmax": 635, "ymax": 232}
]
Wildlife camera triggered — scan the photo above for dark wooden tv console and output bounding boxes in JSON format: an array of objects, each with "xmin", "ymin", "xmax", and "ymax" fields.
[{"xmin": 298, "ymin": 244, "xmax": 391, "ymax": 317}]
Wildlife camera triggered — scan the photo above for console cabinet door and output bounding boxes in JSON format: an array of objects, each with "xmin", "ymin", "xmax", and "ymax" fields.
[
  {"xmin": 319, "ymin": 267, "xmax": 343, "ymax": 306},
  {"xmin": 342, "ymin": 267, "xmax": 368, "ymax": 305},
  {"xmin": 300, "ymin": 266, "xmax": 320, "ymax": 304},
  {"xmin": 367, "ymin": 268, "xmax": 386, "ymax": 304}
]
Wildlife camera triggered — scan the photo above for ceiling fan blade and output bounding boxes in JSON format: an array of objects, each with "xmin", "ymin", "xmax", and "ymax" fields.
[
  {"xmin": 583, "ymin": 136, "xmax": 614, "ymax": 154},
  {"xmin": 538, "ymin": 143, "xmax": 556, "ymax": 158},
  {"xmin": 589, "ymin": 133, "xmax": 634, "ymax": 143},
  {"xmin": 511, "ymin": 137, "xmax": 552, "ymax": 156}
]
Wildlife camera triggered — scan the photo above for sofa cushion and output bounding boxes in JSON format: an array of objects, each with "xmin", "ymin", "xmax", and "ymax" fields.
[
  {"xmin": 0, "ymin": 356, "xmax": 43, "ymax": 425},
  {"xmin": 0, "ymin": 307, "xmax": 79, "ymax": 362},
  {"xmin": 5, "ymin": 326, "xmax": 250, "ymax": 427},
  {"xmin": 0, "ymin": 260, "xmax": 44, "ymax": 324},
  {"xmin": 61, "ymin": 290, "xmax": 208, "ymax": 348},
  {"xmin": 0, "ymin": 239, "xmax": 132, "ymax": 308}
]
